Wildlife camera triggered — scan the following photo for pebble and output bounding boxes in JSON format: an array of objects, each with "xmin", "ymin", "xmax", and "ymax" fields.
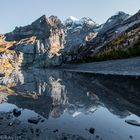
[
  {"xmin": 8, "ymin": 122, "xmax": 13, "ymax": 126},
  {"xmin": 13, "ymin": 108, "xmax": 21, "ymax": 117},
  {"xmin": 125, "ymin": 120, "xmax": 140, "ymax": 126},
  {"xmin": 53, "ymin": 129, "xmax": 59, "ymax": 133},
  {"xmin": 96, "ymin": 135, "xmax": 100, "ymax": 139},
  {"xmin": 28, "ymin": 117, "xmax": 41, "ymax": 124},
  {"xmin": 89, "ymin": 128, "xmax": 95, "ymax": 134}
]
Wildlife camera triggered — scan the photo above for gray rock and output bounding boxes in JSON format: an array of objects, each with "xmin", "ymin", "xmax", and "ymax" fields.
[
  {"xmin": 89, "ymin": 128, "xmax": 95, "ymax": 134},
  {"xmin": 5, "ymin": 15, "xmax": 65, "ymax": 68},
  {"xmin": 125, "ymin": 120, "xmax": 140, "ymax": 126},
  {"xmin": 28, "ymin": 117, "xmax": 41, "ymax": 124},
  {"xmin": 13, "ymin": 108, "xmax": 21, "ymax": 117}
]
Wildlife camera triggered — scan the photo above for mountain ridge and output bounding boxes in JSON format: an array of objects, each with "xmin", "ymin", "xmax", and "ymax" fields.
[{"xmin": 0, "ymin": 10, "xmax": 140, "ymax": 72}]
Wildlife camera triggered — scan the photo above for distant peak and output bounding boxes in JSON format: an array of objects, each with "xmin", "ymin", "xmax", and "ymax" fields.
[
  {"xmin": 64, "ymin": 16, "xmax": 97, "ymax": 28},
  {"xmin": 80, "ymin": 17, "xmax": 96, "ymax": 24},
  {"xmin": 105, "ymin": 11, "xmax": 129, "ymax": 24},
  {"xmin": 40, "ymin": 14, "xmax": 46, "ymax": 19},
  {"xmin": 68, "ymin": 16, "xmax": 79, "ymax": 21},
  {"xmin": 32, "ymin": 15, "xmax": 47, "ymax": 25},
  {"xmin": 114, "ymin": 11, "xmax": 128, "ymax": 16}
]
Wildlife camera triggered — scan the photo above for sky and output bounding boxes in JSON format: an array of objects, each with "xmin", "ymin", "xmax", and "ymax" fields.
[{"xmin": 0, "ymin": 0, "xmax": 140, "ymax": 33}]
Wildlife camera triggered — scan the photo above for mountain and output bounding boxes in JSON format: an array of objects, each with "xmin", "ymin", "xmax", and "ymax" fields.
[
  {"xmin": 63, "ymin": 16, "xmax": 98, "ymax": 62},
  {"xmin": 2, "ymin": 15, "xmax": 65, "ymax": 69},
  {"xmin": 98, "ymin": 11, "xmax": 129, "ymax": 35},
  {"xmin": 64, "ymin": 16, "xmax": 80, "ymax": 27},
  {"xmin": 64, "ymin": 16, "xmax": 97, "ymax": 29},
  {"xmin": 0, "ymin": 10, "xmax": 140, "ymax": 71},
  {"xmin": 88, "ymin": 10, "xmax": 140, "ymax": 61},
  {"xmin": 67, "ymin": 11, "xmax": 140, "ymax": 63}
]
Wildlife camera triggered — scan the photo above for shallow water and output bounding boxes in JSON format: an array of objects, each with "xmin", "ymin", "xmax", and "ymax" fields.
[{"xmin": 0, "ymin": 69, "xmax": 140, "ymax": 140}]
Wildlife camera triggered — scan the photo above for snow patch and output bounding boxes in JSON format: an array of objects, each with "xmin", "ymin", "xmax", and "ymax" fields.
[
  {"xmin": 64, "ymin": 16, "xmax": 97, "ymax": 28},
  {"xmin": 69, "ymin": 16, "xmax": 79, "ymax": 21},
  {"xmin": 107, "ymin": 19, "xmax": 113, "ymax": 23}
]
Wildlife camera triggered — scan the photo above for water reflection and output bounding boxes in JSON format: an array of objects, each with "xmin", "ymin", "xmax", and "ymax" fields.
[{"xmin": 0, "ymin": 69, "xmax": 140, "ymax": 140}]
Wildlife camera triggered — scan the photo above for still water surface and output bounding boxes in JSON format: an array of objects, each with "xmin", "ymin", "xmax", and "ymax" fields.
[{"xmin": 0, "ymin": 69, "xmax": 140, "ymax": 140}]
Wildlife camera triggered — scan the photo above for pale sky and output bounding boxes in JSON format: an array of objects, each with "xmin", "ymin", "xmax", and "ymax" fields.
[{"xmin": 0, "ymin": 0, "xmax": 140, "ymax": 33}]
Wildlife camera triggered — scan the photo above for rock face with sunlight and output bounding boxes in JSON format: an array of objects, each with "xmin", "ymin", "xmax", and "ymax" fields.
[
  {"xmin": 3, "ymin": 15, "xmax": 65, "ymax": 68},
  {"xmin": 1, "ymin": 10, "xmax": 140, "ymax": 72},
  {"xmin": 0, "ymin": 34, "xmax": 17, "ymax": 75},
  {"xmin": 62, "ymin": 16, "xmax": 98, "ymax": 63},
  {"xmin": 73, "ymin": 11, "xmax": 140, "ymax": 62}
]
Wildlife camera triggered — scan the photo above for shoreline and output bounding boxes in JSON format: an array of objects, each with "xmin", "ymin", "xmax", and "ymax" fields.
[{"xmin": 60, "ymin": 57, "xmax": 140, "ymax": 77}]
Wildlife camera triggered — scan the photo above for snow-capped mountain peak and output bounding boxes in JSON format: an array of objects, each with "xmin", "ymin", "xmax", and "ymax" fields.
[
  {"xmin": 64, "ymin": 16, "xmax": 97, "ymax": 29},
  {"xmin": 64, "ymin": 16, "xmax": 81, "ymax": 27},
  {"xmin": 69, "ymin": 16, "xmax": 79, "ymax": 21},
  {"xmin": 80, "ymin": 17, "xmax": 96, "ymax": 26}
]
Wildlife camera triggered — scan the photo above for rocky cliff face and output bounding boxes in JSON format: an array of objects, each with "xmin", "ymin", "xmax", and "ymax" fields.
[
  {"xmin": 3, "ymin": 15, "xmax": 65, "ymax": 68},
  {"xmin": 0, "ymin": 34, "xmax": 18, "ymax": 75},
  {"xmin": 87, "ymin": 10, "xmax": 140, "ymax": 61},
  {"xmin": 69, "ymin": 11, "xmax": 140, "ymax": 62},
  {"xmin": 62, "ymin": 16, "xmax": 98, "ymax": 63},
  {"xmin": 1, "ymin": 10, "xmax": 140, "ymax": 70},
  {"xmin": 1, "ymin": 15, "xmax": 99, "ymax": 69}
]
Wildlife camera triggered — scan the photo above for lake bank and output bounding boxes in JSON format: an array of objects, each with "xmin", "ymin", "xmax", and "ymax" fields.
[{"xmin": 60, "ymin": 57, "xmax": 140, "ymax": 77}]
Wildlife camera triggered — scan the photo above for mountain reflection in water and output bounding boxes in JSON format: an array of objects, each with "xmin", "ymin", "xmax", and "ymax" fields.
[{"xmin": 0, "ymin": 69, "xmax": 140, "ymax": 140}]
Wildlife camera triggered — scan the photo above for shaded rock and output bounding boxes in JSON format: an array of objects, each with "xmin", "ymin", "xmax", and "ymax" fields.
[
  {"xmin": 8, "ymin": 119, "xmax": 21, "ymax": 127},
  {"xmin": 4, "ymin": 15, "xmax": 65, "ymax": 68},
  {"xmin": 30, "ymin": 128, "xmax": 34, "ymax": 134},
  {"xmin": 0, "ymin": 73, "xmax": 5, "ymax": 77},
  {"xmin": 0, "ymin": 116, "xmax": 3, "ymax": 120},
  {"xmin": 125, "ymin": 120, "xmax": 140, "ymax": 126},
  {"xmin": 13, "ymin": 119, "xmax": 21, "ymax": 125},
  {"xmin": 36, "ymin": 128, "xmax": 41, "ymax": 136},
  {"xmin": 8, "ymin": 122, "xmax": 14, "ymax": 126},
  {"xmin": 53, "ymin": 129, "xmax": 59, "ymax": 133},
  {"xmin": 28, "ymin": 117, "xmax": 41, "ymax": 124},
  {"xmin": 13, "ymin": 108, "xmax": 21, "ymax": 117},
  {"xmin": 41, "ymin": 119, "xmax": 45, "ymax": 123},
  {"xmin": 98, "ymin": 11, "xmax": 129, "ymax": 36},
  {"xmin": 96, "ymin": 135, "xmax": 100, "ymax": 139},
  {"xmin": 89, "ymin": 128, "xmax": 95, "ymax": 134}
]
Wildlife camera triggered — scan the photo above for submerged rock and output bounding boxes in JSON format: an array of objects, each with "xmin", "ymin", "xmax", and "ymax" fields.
[
  {"xmin": 28, "ymin": 117, "xmax": 41, "ymax": 124},
  {"xmin": 129, "ymin": 135, "xmax": 133, "ymax": 139},
  {"xmin": 13, "ymin": 108, "xmax": 21, "ymax": 117},
  {"xmin": 53, "ymin": 129, "xmax": 59, "ymax": 133},
  {"xmin": 89, "ymin": 128, "xmax": 95, "ymax": 134},
  {"xmin": 125, "ymin": 120, "xmax": 140, "ymax": 126}
]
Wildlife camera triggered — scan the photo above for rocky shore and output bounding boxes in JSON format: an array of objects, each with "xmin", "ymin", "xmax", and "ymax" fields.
[{"xmin": 60, "ymin": 57, "xmax": 140, "ymax": 77}]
